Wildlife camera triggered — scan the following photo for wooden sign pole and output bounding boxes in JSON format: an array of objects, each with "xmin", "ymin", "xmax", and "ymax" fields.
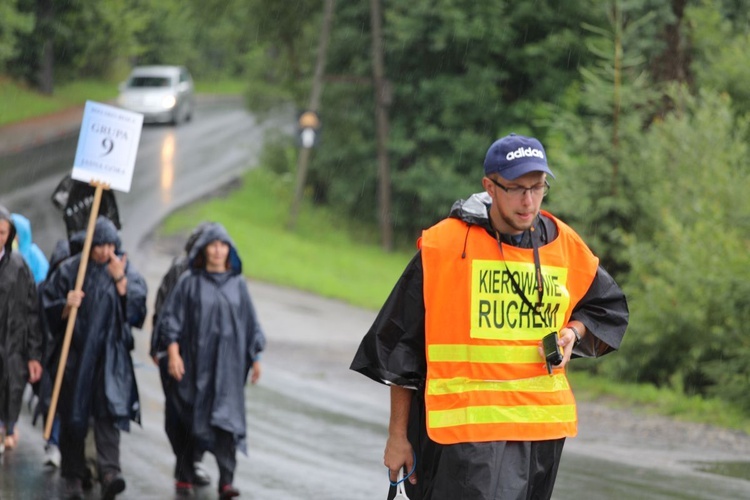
[{"xmin": 44, "ymin": 181, "xmax": 107, "ymax": 440}]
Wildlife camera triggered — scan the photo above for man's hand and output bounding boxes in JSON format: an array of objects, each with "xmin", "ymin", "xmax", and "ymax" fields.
[
  {"xmin": 108, "ymin": 252, "xmax": 127, "ymax": 280},
  {"xmin": 109, "ymin": 253, "xmax": 128, "ymax": 295},
  {"xmin": 28, "ymin": 360, "xmax": 42, "ymax": 384},
  {"xmin": 63, "ymin": 290, "xmax": 85, "ymax": 318},
  {"xmin": 537, "ymin": 323, "xmax": 585, "ymax": 369},
  {"xmin": 385, "ymin": 385, "xmax": 417, "ymax": 485},
  {"xmin": 167, "ymin": 343, "xmax": 184, "ymax": 381},
  {"xmin": 249, "ymin": 361, "xmax": 262, "ymax": 385},
  {"xmin": 384, "ymin": 434, "xmax": 416, "ymax": 485},
  {"xmin": 66, "ymin": 290, "xmax": 84, "ymax": 308}
]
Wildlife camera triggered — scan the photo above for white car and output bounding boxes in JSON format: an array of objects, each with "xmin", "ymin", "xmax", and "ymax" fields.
[{"xmin": 117, "ymin": 65, "xmax": 195, "ymax": 125}]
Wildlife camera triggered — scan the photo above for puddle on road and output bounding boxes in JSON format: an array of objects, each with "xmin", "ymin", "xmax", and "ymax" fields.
[{"xmin": 691, "ymin": 461, "xmax": 750, "ymax": 481}]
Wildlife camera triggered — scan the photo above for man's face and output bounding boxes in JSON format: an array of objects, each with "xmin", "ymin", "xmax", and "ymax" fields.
[
  {"xmin": 0, "ymin": 220, "xmax": 10, "ymax": 249},
  {"xmin": 90, "ymin": 243, "xmax": 115, "ymax": 264},
  {"xmin": 482, "ymin": 171, "xmax": 547, "ymax": 235}
]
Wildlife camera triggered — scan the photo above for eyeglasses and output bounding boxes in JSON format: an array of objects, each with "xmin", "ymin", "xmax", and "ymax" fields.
[{"xmin": 487, "ymin": 177, "xmax": 550, "ymax": 198}]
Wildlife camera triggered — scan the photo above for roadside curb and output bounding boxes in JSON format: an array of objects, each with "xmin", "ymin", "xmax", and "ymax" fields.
[{"xmin": 0, "ymin": 105, "xmax": 85, "ymax": 156}]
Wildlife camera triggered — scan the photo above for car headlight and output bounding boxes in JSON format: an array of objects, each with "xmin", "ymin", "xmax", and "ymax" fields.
[{"xmin": 162, "ymin": 95, "xmax": 177, "ymax": 109}]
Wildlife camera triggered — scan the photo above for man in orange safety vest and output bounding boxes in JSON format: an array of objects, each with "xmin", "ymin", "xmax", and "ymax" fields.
[{"xmin": 351, "ymin": 133, "xmax": 629, "ymax": 500}]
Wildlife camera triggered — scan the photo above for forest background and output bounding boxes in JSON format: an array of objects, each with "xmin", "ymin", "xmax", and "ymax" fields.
[{"xmin": 2, "ymin": 0, "xmax": 750, "ymax": 419}]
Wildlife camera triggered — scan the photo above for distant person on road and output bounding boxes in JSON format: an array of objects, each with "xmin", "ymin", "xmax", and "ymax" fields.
[
  {"xmin": 0, "ymin": 205, "xmax": 43, "ymax": 454},
  {"xmin": 43, "ymin": 216, "xmax": 147, "ymax": 500},
  {"xmin": 351, "ymin": 134, "xmax": 630, "ymax": 500},
  {"xmin": 150, "ymin": 221, "xmax": 213, "ymax": 487},
  {"xmin": 155, "ymin": 222, "xmax": 265, "ymax": 499}
]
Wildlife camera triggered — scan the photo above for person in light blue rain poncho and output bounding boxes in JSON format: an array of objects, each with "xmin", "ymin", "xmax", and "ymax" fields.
[{"xmin": 11, "ymin": 213, "xmax": 49, "ymax": 284}]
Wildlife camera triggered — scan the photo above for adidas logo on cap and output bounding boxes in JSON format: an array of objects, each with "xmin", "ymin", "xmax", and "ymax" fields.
[{"xmin": 505, "ymin": 147, "xmax": 545, "ymax": 161}]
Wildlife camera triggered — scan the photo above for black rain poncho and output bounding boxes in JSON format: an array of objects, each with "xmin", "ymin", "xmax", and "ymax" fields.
[
  {"xmin": 0, "ymin": 206, "xmax": 43, "ymax": 426},
  {"xmin": 350, "ymin": 193, "xmax": 629, "ymax": 500},
  {"xmin": 42, "ymin": 217, "xmax": 147, "ymax": 437},
  {"xmin": 155, "ymin": 223, "xmax": 266, "ymax": 453}
]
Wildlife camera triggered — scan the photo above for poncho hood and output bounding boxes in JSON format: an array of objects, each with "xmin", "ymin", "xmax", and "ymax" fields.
[
  {"xmin": 0, "ymin": 205, "xmax": 17, "ymax": 255},
  {"xmin": 10, "ymin": 213, "xmax": 32, "ymax": 253},
  {"xmin": 448, "ymin": 191, "xmax": 494, "ymax": 231},
  {"xmin": 188, "ymin": 223, "xmax": 242, "ymax": 275},
  {"xmin": 91, "ymin": 216, "xmax": 121, "ymax": 248},
  {"xmin": 185, "ymin": 221, "xmax": 213, "ymax": 253}
]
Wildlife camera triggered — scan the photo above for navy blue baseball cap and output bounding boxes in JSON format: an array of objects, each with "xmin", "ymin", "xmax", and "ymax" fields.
[{"xmin": 483, "ymin": 133, "xmax": 555, "ymax": 180}]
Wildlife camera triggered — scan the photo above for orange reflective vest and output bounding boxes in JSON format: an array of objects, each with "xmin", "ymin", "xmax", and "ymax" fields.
[{"xmin": 419, "ymin": 211, "xmax": 599, "ymax": 444}]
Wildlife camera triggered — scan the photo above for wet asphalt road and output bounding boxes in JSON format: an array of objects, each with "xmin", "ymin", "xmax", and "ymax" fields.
[
  {"xmin": 2, "ymin": 99, "xmax": 750, "ymax": 499},
  {"xmin": 0, "ymin": 98, "xmax": 391, "ymax": 499}
]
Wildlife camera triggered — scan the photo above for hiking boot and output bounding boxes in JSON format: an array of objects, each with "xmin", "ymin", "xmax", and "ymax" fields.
[
  {"xmin": 64, "ymin": 477, "xmax": 84, "ymax": 500},
  {"xmin": 101, "ymin": 471, "xmax": 126, "ymax": 500},
  {"xmin": 219, "ymin": 484, "xmax": 240, "ymax": 499}
]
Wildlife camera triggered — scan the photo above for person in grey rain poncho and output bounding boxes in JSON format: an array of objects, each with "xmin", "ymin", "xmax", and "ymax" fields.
[
  {"xmin": 155, "ymin": 222, "xmax": 265, "ymax": 499},
  {"xmin": 43, "ymin": 216, "xmax": 147, "ymax": 500}
]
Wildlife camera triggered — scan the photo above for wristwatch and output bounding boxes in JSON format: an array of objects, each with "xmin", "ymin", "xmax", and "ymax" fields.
[{"xmin": 568, "ymin": 325, "xmax": 582, "ymax": 345}]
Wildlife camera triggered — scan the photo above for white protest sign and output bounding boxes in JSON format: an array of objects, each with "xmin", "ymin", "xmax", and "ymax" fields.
[{"xmin": 72, "ymin": 100, "xmax": 143, "ymax": 192}]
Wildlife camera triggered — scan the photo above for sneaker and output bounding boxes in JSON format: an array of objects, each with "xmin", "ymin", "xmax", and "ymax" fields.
[
  {"xmin": 64, "ymin": 477, "xmax": 84, "ymax": 500},
  {"xmin": 44, "ymin": 443, "xmax": 62, "ymax": 468},
  {"xmin": 175, "ymin": 481, "xmax": 194, "ymax": 497},
  {"xmin": 193, "ymin": 461, "xmax": 211, "ymax": 486},
  {"xmin": 219, "ymin": 484, "xmax": 240, "ymax": 499},
  {"xmin": 101, "ymin": 471, "xmax": 126, "ymax": 500}
]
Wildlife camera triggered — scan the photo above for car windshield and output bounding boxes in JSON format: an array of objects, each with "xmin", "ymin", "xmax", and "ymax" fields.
[{"xmin": 128, "ymin": 76, "xmax": 172, "ymax": 88}]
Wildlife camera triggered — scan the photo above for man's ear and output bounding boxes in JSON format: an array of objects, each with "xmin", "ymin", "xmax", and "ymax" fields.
[{"xmin": 481, "ymin": 176, "xmax": 493, "ymax": 195}]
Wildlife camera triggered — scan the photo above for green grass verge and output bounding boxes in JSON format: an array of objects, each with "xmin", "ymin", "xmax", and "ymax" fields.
[
  {"xmin": 0, "ymin": 78, "xmax": 118, "ymax": 126},
  {"xmin": 569, "ymin": 369, "xmax": 750, "ymax": 433},
  {"xmin": 161, "ymin": 168, "xmax": 413, "ymax": 310},
  {"xmin": 193, "ymin": 80, "xmax": 247, "ymax": 94},
  {"xmin": 161, "ymin": 165, "xmax": 750, "ymax": 433}
]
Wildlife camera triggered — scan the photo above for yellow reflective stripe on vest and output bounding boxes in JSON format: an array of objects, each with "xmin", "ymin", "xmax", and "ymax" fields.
[
  {"xmin": 429, "ymin": 404, "xmax": 577, "ymax": 428},
  {"xmin": 427, "ymin": 374, "xmax": 570, "ymax": 395},
  {"xmin": 429, "ymin": 344, "xmax": 540, "ymax": 364}
]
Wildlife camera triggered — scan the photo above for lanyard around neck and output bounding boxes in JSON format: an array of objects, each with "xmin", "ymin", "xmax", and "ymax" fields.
[{"xmin": 494, "ymin": 225, "xmax": 547, "ymax": 327}]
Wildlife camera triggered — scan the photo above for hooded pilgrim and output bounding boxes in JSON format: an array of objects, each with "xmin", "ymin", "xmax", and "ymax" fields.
[
  {"xmin": 155, "ymin": 222, "xmax": 266, "ymax": 454},
  {"xmin": 42, "ymin": 216, "xmax": 147, "ymax": 436}
]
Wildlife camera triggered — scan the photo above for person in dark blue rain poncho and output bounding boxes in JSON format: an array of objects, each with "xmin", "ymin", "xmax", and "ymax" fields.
[
  {"xmin": 43, "ymin": 216, "xmax": 147, "ymax": 500},
  {"xmin": 155, "ymin": 222, "xmax": 266, "ymax": 499}
]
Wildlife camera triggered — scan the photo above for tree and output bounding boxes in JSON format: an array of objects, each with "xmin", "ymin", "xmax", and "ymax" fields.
[
  {"xmin": 602, "ymin": 89, "xmax": 750, "ymax": 411},
  {"xmin": 545, "ymin": 0, "xmax": 664, "ymax": 276},
  {"xmin": 303, "ymin": 0, "xmax": 606, "ymax": 240},
  {"xmin": 0, "ymin": 0, "xmax": 33, "ymax": 71},
  {"xmin": 686, "ymin": 0, "xmax": 750, "ymax": 116}
]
